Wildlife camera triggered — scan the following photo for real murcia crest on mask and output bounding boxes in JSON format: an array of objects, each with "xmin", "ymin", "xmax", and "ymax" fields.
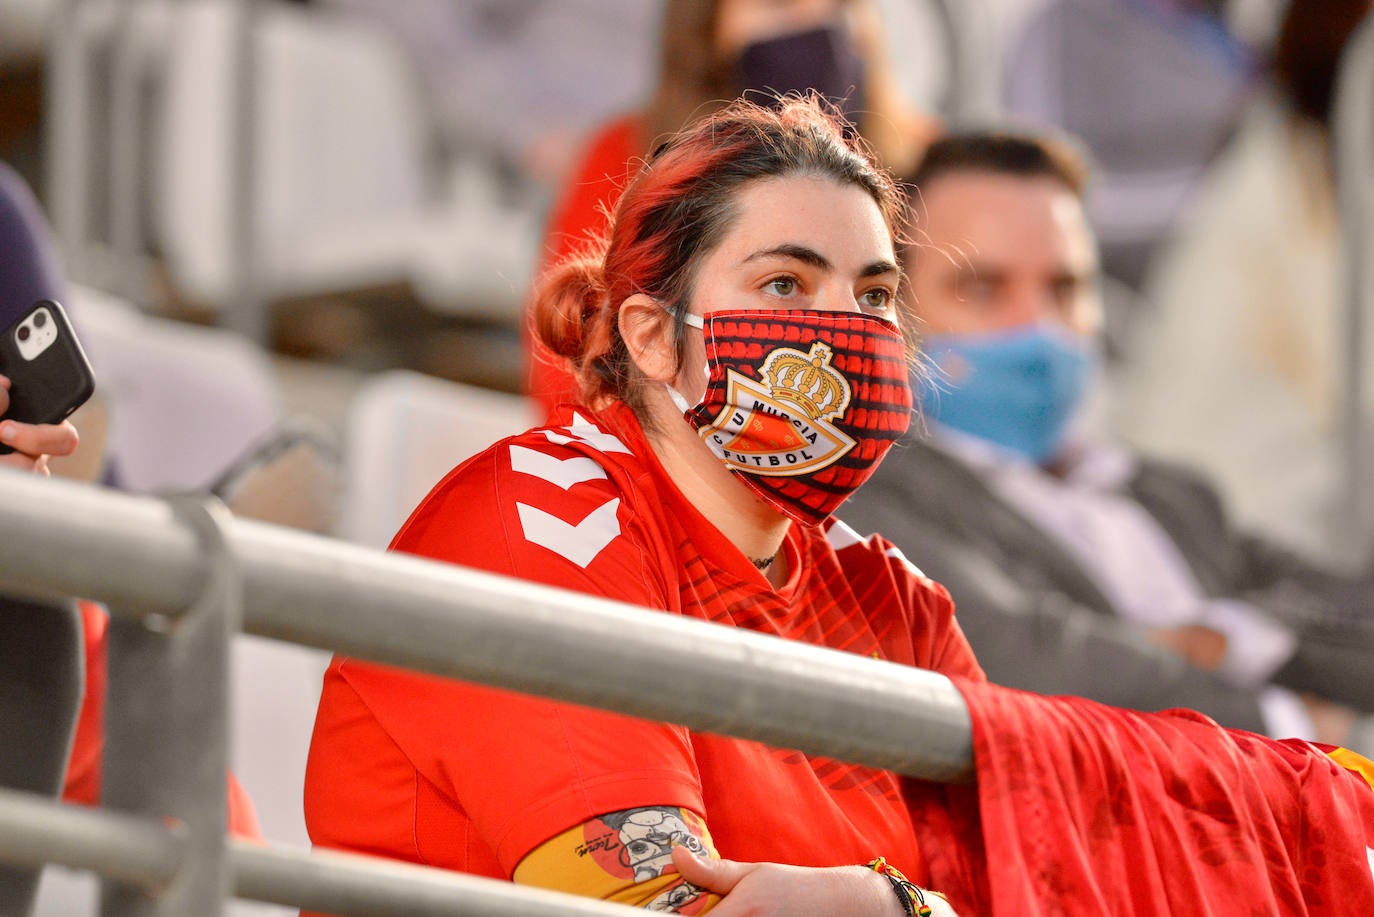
[{"xmin": 698, "ymin": 340, "xmax": 857, "ymax": 476}]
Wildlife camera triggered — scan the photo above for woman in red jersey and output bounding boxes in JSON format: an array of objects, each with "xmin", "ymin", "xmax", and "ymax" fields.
[{"xmin": 305, "ymin": 96, "xmax": 975, "ymax": 915}]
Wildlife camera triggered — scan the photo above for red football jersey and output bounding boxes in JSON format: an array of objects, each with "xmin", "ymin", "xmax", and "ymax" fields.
[{"xmin": 304, "ymin": 403, "xmax": 983, "ymax": 889}]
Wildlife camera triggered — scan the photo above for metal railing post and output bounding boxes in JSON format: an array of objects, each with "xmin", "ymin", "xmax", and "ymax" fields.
[
  {"xmin": 921, "ymin": 0, "xmax": 993, "ymax": 125},
  {"xmin": 106, "ymin": 0, "xmax": 156, "ymax": 306},
  {"xmin": 1335, "ymin": 9, "xmax": 1374, "ymax": 557},
  {"xmin": 100, "ymin": 497, "xmax": 239, "ymax": 916},
  {"xmin": 225, "ymin": 0, "xmax": 268, "ymax": 343},
  {"xmin": 45, "ymin": 0, "xmax": 96, "ymax": 283}
]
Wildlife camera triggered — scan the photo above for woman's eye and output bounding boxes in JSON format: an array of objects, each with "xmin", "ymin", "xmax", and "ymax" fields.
[
  {"xmin": 861, "ymin": 288, "xmax": 893, "ymax": 312},
  {"xmin": 765, "ymin": 277, "xmax": 797, "ymax": 296}
]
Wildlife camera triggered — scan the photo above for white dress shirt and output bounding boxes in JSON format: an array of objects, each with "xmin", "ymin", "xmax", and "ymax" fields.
[{"xmin": 934, "ymin": 426, "xmax": 1313, "ymax": 739}]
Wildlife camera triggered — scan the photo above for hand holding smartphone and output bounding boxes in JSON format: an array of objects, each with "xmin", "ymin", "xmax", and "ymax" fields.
[{"xmin": 0, "ymin": 300, "xmax": 95, "ymax": 456}]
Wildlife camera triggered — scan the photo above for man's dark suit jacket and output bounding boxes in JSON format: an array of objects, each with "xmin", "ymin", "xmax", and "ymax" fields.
[{"xmin": 842, "ymin": 437, "xmax": 1374, "ymax": 733}]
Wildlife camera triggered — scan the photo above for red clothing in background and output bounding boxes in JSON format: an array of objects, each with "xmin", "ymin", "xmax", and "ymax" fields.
[
  {"xmin": 909, "ymin": 679, "xmax": 1374, "ymax": 914},
  {"xmin": 63, "ymin": 601, "xmax": 262, "ymax": 840},
  {"xmin": 304, "ymin": 403, "xmax": 984, "ymax": 887},
  {"xmin": 526, "ymin": 116, "xmax": 642, "ymax": 418}
]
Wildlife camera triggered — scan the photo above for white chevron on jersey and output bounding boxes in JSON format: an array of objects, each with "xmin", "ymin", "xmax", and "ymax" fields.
[
  {"xmin": 826, "ymin": 519, "xmax": 867, "ymax": 551},
  {"xmin": 509, "ymin": 444, "xmax": 607, "ymax": 489},
  {"xmin": 541, "ymin": 411, "xmax": 632, "ymax": 455},
  {"xmin": 516, "ymin": 498, "xmax": 622, "ymax": 569},
  {"xmin": 884, "ymin": 545, "xmax": 929, "ymax": 581}
]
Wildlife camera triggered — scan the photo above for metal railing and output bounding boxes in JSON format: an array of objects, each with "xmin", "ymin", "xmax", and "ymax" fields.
[{"xmin": 0, "ymin": 470, "xmax": 972, "ymax": 915}]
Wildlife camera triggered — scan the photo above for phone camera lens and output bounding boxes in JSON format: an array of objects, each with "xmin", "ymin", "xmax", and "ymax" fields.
[
  {"xmin": 33, "ymin": 312, "xmax": 47, "ymax": 329},
  {"xmin": 16, "ymin": 325, "xmax": 29, "ymax": 342}
]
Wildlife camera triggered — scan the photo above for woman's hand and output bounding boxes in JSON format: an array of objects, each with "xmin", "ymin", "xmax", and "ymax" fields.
[
  {"xmin": 0, "ymin": 375, "xmax": 80, "ymax": 476},
  {"xmin": 671, "ymin": 847, "xmax": 959, "ymax": 916}
]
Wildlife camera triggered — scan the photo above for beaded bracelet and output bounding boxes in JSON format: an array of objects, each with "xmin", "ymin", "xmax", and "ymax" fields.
[{"xmin": 865, "ymin": 856, "xmax": 933, "ymax": 917}]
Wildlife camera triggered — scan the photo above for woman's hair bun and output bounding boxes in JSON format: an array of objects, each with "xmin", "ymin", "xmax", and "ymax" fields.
[{"xmin": 530, "ymin": 254, "xmax": 608, "ymax": 364}]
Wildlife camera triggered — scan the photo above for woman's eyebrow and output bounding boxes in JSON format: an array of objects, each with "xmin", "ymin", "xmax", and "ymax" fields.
[
  {"xmin": 742, "ymin": 246, "xmax": 898, "ymax": 283},
  {"xmin": 742, "ymin": 244, "xmax": 832, "ymax": 271},
  {"xmin": 860, "ymin": 260, "xmax": 900, "ymax": 279}
]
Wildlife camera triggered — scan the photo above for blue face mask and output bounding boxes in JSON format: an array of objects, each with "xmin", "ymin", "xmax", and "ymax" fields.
[{"xmin": 917, "ymin": 324, "xmax": 1097, "ymax": 463}]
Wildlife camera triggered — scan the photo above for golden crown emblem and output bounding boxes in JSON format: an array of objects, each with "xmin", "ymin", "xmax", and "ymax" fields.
[{"xmin": 760, "ymin": 341, "xmax": 852, "ymax": 422}]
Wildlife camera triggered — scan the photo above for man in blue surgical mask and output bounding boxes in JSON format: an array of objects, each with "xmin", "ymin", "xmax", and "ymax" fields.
[{"xmin": 843, "ymin": 131, "xmax": 1374, "ymax": 752}]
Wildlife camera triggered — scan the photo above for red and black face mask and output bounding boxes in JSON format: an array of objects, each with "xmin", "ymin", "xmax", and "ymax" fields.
[{"xmin": 669, "ymin": 309, "xmax": 912, "ymax": 526}]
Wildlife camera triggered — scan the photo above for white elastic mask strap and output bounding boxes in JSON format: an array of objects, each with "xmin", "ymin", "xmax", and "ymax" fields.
[
  {"xmin": 662, "ymin": 302, "xmax": 704, "ymax": 330},
  {"xmin": 665, "ymin": 350, "xmax": 710, "ymax": 415},
  {"xmin": 661, "ymin": 305, "xmax": 707, "ymax": 412},
  {"xmin": 666, "ymin": 383, "xmax": 695, "ymax": 414}
]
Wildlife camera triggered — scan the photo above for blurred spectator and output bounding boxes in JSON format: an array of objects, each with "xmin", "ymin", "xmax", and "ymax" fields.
[
  {"xmin": 842, "ymin": 131, "xmax": 1374, "ymax": 750},
  {"xmin": 0, "ymin": 595, "xmax": 82, "ymax": 917},
  {"xmin": 0, "ymin": 158, "xmax": 98, "ymax": 916},
  {"xmin": 0, "ymin": 159, "xmax": 65, "ymax": 322},
  {"xmin": 1, "ymin": 159, "xmax": 268, "ymax": 854},
  {"xmin": 0, "ymin": 159, "xmax": 104, "ymax": 480},
  {"xmin": 1122, "ymin": 0, "xmax": 1374, "ymax": 566},
  {"xmin": 525, "ymin": 0, "xmax": 941, "ymax": 417}
]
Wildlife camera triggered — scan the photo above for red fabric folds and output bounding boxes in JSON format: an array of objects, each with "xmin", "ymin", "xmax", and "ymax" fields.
[{"xmin": 911, "ymin": 679, "xmax": 1374, "ymax": 915}]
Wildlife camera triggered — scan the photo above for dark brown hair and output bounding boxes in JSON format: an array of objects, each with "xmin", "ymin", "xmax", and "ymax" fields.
[
  {"xmin": 906, "ymin": 130, "xmax": 1091, "ymax": 198},
  {"xmin": 531, "ymin": 95, "xmax": 907, "ymax": 416},
  {"xmin": 1274, "ymin": 0, "xmax": 1374, "ymax": 128}
]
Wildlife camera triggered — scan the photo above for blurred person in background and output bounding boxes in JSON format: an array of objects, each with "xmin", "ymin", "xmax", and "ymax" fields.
[
  {"xmin": 0, "ymin": 158, "xmax": 87, "ymax": 917},
  {"xmin": 526, "ymin": 0, "xmax": 941, "ymax": 417},
  {"xmin": 1121, "ymin": 0, "xmax": 1374, "ymax": 567},
  {"xmin": 0, "ymin": 161, "xmax": 102, "ymax": 481},
  {"xmin": 306, "ymin": 96, "xmax": 966, "ymax": 915},
  {"xmin": 842, "ymin": 131, "xmax": 1374, "ymax": 753},
  {"xmin": 0, "ymin": 161, "xmax": 266, "ymax": 879}
]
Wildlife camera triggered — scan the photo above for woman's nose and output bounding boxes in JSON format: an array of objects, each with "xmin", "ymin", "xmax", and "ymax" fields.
[{"xmin": 816, "ymin": 283, "xmax": 862, "ymax": 313}]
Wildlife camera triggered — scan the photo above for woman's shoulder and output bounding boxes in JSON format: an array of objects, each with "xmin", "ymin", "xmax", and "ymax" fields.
[
  {"xmin": 807, "ymin": 519, "xmax": 981, "ymax": 677},
  {"xmin": 390, "ymin": 408, "xmax": 664, "ymax": 573},
  {"xmin": 812, "ymin": 519, "xmax": 952, "ymax": 607}
]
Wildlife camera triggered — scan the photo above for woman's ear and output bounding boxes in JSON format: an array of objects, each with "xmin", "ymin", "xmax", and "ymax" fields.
[{"xmin": 618, "ymin": 294, "xmax": 678, "ymax": 383}]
